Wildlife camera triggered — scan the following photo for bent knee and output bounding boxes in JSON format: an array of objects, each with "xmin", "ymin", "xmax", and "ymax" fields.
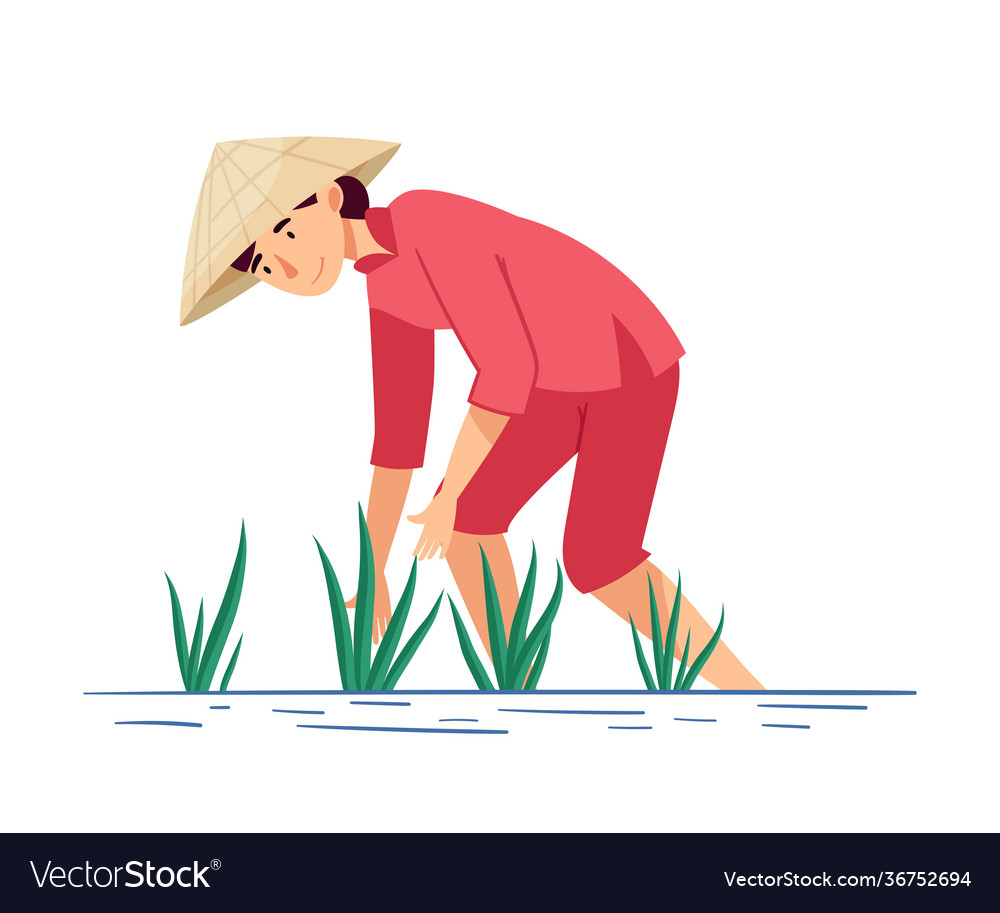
[
  {"xmin": 562, "ymin": 540, "xmax": 650, "ymax": 594},
  {"xmin": 562, "ymin": 557, "xmax": 620, "ymax": 594}
]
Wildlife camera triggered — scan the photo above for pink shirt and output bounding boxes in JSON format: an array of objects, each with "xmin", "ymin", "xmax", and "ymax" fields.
[{"xmin": 357, "ymin": 190, "xmax": 685, "ymax": 468}]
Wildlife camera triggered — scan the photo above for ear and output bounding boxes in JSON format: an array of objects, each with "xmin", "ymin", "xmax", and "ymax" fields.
[{"xmin": 320, "ymin": 179, "xmax": 344, "ymax": 214}]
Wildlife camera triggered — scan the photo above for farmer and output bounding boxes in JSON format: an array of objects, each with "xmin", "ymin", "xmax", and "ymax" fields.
[{"xmin": 180, "ymin": 137, "xmax": 763, "ymax": 690}]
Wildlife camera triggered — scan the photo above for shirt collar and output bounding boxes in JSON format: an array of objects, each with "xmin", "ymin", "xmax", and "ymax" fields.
[{"xmin": 354, "ymin": 206, "xmax": 398, "ymax": 274}]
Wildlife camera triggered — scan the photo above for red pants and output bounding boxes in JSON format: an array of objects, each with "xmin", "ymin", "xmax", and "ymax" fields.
[{"xmin": 452, "ymin": 330, "xmax": 680, "ymax": 593}]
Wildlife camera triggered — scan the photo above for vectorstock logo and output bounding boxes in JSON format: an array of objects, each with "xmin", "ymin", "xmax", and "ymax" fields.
[{"xmin": 30, "ymin": 859, "xmax": 215, "ymax": 888}]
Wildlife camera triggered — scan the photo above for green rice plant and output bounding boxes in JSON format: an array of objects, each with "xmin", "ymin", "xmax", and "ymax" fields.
[
  {"xmin": 629, "ymin": 572, "xmax": 724, "ymax": 690},
  {"xmin": 166, "ymin": 521, "xmax": 246, "ymax": 692},
  {"xmin": 451, "ymin": 544, "xmax": 563, "ymax": 690},
  {"xmin": 314, "ymin": 505, "xmax": 441, "ymax": 690}
]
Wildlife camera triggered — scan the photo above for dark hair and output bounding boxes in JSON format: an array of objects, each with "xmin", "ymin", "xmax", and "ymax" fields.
[{"xmin": 231, "ymin": 175, "xmax": 370, "ymax": 272}]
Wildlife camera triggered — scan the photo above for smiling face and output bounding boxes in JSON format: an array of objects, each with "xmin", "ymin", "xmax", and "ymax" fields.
[{"xmin": 250, "ymin": 181, "xmax": 346, "ymax": 296}]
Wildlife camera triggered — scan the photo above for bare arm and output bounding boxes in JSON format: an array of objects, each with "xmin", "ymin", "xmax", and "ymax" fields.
[
  {"xmin": 347, "ymin": 466, "xmax": 412, "ymax": 641},
  {"xmin": 441, "ymin": 406, "xmax": 509, "ymax": 498},
  {"xmin": 408, "ymin": 405, "xmax": 509, "ymax": 559},
  {"xmin": 365, "ymin": 466, "xmax": 413, "ymax": 573}
]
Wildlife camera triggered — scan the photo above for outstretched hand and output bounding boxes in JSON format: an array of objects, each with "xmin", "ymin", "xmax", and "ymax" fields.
[
  {"xmin": 346, "ymin": 572, "xmax": 393, "ymax": 643},
  {"xmin": 407, "ymin": 494, "xmax": 457, "ymax": 560}
]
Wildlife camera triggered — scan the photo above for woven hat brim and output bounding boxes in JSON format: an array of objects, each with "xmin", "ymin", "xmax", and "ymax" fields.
[
  {"xmin": 180, "ymin": 137, "xmax": 399, "ymax": 326},
  {"xmin": 180, "ymin": 269, "xmax": 259, "ymax": 326}
]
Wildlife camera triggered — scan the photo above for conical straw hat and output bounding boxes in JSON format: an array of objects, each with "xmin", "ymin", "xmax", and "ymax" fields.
[{"xmin": 180, "ymin": 136, "xmax": 400, "ymax": 326}]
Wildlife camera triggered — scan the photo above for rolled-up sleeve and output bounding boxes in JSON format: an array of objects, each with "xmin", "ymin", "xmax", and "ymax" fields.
[
  {"xmin": 369, "ymin": 308, "xmax": 434, "ymax": 468},
  {"xmin": 418, "ymin": 250, "xmax": 537, "ymax": 416}
]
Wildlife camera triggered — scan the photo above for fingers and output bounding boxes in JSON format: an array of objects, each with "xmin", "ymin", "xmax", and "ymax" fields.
[
  {"xmin": 425, "ymin": 532, "xmax": 451, "ymax": 560},
  {"xmin": 412, "ymin": 512, "xmax": 453, "ymax": 558},
  {"xmin": 412, "ymin": 535, "xmax": 450, "ymax": 560},
  {"xmin": 372, "ymin": 613, "xmax": 392, "ymax": 644},
  {"xmin": 427, "ymin": 539, "xmax": 447, "ymax": 560},
  {"xmin": 414, "ymin": 529, "xmax": 438, "ymax": 560}
]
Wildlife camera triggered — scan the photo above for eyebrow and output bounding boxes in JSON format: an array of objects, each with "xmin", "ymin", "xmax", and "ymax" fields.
[
  {"xmin": 251, "ymin": 253, "xmax": 262, "ymax": 274},
  {"xmin": 273, "ymin": 218, "xmax": 291, "ymax": 234}
]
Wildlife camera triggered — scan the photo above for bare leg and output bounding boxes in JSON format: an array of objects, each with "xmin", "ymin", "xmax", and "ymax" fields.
[
  {"xmin": 445, "ymin": 532, "xmax": 519, "ymax": 662},
  {"xmin": 591, "ymin": 560, "xmax": 764, "ymax": 690}
]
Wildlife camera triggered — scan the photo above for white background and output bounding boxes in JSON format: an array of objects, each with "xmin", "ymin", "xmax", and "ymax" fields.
[{"xmin": 1, "ymin": 0, "xmax": 997, "ymax": 832}]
